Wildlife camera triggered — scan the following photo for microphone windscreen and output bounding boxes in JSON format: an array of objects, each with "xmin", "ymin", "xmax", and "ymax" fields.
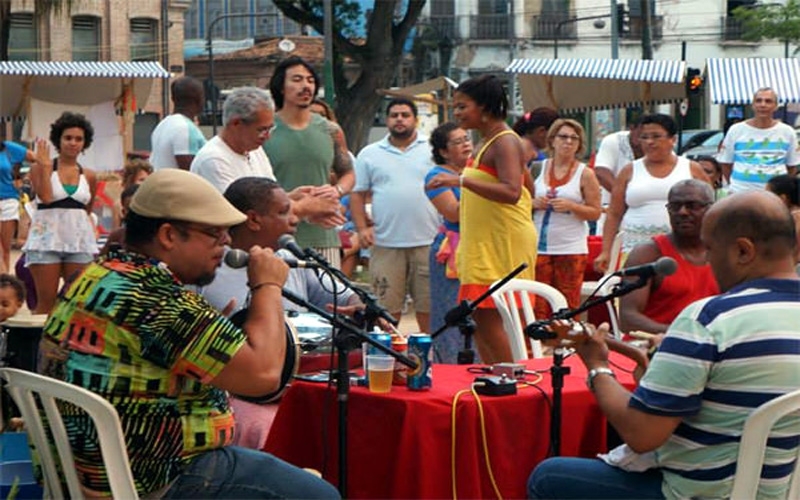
[
  {"xmin": 654, "ymin": 256, "xmax": 678, "ymax": 276},
  {"xmin": 224, "ymin": 248, "xmax": 249, "ymax": 269}
]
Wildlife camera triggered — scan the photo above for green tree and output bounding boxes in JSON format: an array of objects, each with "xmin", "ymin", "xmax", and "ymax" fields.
[
  {"xmin": 0, "ymin": 0, "xmax": 74, "ymax": 60},
  {"xmin": 733, "ymin": 0, "xmax": 800, "ymax": 54},
  {"xmin": 273, "ymin": 0, "xmax": 425, "ymax": 152}
]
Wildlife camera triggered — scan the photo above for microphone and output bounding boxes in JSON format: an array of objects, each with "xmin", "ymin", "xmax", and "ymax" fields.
[
  {"xmin": 278, "ymin": 234, "xmax": 308, "ymax": 259},
  {"xmin": 223, "ymin": 248, "xmax": 319, "ymax": 269},
  {"xmin": 612, "ymin": 256, "xmax": 678, "ymax": 279}
]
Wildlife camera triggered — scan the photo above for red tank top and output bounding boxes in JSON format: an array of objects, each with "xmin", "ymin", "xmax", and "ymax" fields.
[{"xmin": 642, "ymin": 234, "xmax": 720, "ymax": 325}]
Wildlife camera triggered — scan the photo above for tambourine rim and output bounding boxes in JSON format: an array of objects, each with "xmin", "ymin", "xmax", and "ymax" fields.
[{"xmin": 228, "ymin": 308, "xmax": 301, "ymax": 404}]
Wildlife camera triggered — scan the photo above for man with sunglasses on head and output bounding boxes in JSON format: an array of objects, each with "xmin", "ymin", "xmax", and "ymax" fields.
[
  {"xmin": 618, "ymin": 179, "xmax": 719, "ymax": 337},
  {"xmin": 38, "ymin": 169, "xmax": 340, "ymax": 499}
]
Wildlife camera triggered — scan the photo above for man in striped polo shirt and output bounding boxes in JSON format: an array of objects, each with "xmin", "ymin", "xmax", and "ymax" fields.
[{"xmin": 528, "ymin": 190, "xmax": 800, "ymax": 500}]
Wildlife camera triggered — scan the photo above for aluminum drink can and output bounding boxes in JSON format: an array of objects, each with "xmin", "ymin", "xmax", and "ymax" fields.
[
  {"xmin": 364, "ymin": 330, "xmax": 392, "ymax": 384},
  {"xmin": 407, "ymin": 333, "xmax": 433, "ymax": 391},
  {"xmin": 391, "ymin": 335, "xmax": 408, "ymax": 385}
]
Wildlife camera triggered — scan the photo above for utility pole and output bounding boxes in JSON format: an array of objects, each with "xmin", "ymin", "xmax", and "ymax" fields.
[
  {"xmin": 640, "ymin": 0, "xmax": 653, "ymax": 60},
  {"xmin": 323, "ymin": 0, "xmax": 335, "ymax": 104},
  {"xmin": 610, "ymin": 0, "xmax": 620, "ymax": 131}
]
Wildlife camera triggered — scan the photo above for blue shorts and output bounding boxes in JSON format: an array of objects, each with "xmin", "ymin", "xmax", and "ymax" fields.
[{"xmin": 25, "ymin": 250, "xmax": 94, "ymax": 266}]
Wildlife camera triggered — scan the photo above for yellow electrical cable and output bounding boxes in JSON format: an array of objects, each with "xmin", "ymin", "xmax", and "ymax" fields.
[{"xmin": 470, "ymin": 384, "xmax": 504, "ymax": 500}]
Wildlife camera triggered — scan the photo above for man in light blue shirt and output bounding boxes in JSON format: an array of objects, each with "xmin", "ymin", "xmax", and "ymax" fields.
[{"xmin": 350, "ymin": 98, "xmax": 439, "ymax": 333}]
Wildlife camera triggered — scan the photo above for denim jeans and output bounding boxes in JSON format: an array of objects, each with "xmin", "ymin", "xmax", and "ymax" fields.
[
  {"xmin": 527, "ymin": 457, "xmax": 665, "ymax": 499},
  {"xmin": 162, "ymin": 446, "xmax": 340, "ymax": 499}
]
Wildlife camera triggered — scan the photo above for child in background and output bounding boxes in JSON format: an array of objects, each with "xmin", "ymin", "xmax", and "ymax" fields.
[
  {"xmin": 99, "ymin": 184, "xmax": 138, "ymax": 256},
  {"xmin": 0, "ymin": 274, "xmax": 25, "ymax": 322}
]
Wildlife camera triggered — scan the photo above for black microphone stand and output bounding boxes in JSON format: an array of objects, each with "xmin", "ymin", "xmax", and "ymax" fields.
[
  {"xmin": 431, "ymin": 263, "xmax": 529, "ymax": 364},
  {"xmin": 281, "ymin": 288, "xmax": 416, "ymax": 498},
  {"xmin": 524, "ymin": 277, "xmax": 648, "ymax": 456},
  {"xmin": 302, "ymin": 247, "xmax": 398, "ymax": 331}
]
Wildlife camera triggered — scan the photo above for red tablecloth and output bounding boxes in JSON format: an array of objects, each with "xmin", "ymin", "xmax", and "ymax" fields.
[{"xmin": 264, "ymin": 353, "xmax": 637, "ymax": 499}]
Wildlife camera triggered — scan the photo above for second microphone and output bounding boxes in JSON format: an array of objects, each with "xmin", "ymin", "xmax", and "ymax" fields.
[{"xmin": 224, "ymin": 248, "xmax": 320, "ymax": 269}]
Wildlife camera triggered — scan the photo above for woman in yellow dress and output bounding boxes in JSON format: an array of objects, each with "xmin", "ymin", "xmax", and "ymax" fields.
[{"xmin": 426, "ymin": 75, "xmax": 538, "ymax": 363}]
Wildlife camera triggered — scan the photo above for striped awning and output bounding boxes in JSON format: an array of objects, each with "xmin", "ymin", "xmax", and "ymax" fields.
[
  {"xmin": 0, "ymin": 61, "xmax": 169, "ymax": 121},
  {"xmin": 505, "ymin": 58, "xmax": 687, "ymax": 113},
  {"xmin": 706, "ymin": 58, "xmax": 800, "ymax": 105},
  {"xmin": 0, "ymin": 61, "xmax": 169, "ymax": 79}
]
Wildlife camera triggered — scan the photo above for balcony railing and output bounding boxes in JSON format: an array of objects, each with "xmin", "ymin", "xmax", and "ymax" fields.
[
  {"xmin": 531, "ymin": 15, "xmax": 577, "ymax": 41},
  {"xmin": 721, "ymin": 16, "xmax": 746, "ymax": 41},
  {"xmin": 469, "ymin": 14, "xmax": 512, "ymax": 40},
  {"xmin": 428, "ymin": 15, "xmax": 461, "ymax": 40}
]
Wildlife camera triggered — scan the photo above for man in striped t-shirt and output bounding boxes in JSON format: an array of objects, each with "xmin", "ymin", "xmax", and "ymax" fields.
[{"xmin": 528, "ymin": 190, "xmax": 800, "ymax": 500}]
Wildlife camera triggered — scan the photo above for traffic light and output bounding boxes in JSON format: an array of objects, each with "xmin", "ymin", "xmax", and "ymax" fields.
[
  {"xmin": 686, "ymin": 68, "xmax": 703, "ymax": 95},
  {"xmin": 616, "ymin": 3, "xmax": 630, "ymax": 36}
]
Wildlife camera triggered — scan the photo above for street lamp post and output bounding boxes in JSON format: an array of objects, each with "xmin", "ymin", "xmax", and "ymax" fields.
[
  {"xmin": 206, "ymin": 12, "xmax": 278, "ymax": 134},
  {"xmin": 554, "ymin": 14, "xmax": 609, "ymax": 59}
]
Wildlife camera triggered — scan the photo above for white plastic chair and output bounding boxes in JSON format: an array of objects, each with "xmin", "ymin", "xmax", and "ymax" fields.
[
  {"xmin": 490, "ymin": 279, "xmax": 568, "ymax": 360},
  {"xmin": 581, "ymin": 231, "xmax": 625, "ymax": 337},
  {"xmin": 729, "ymin": 389, "xmax": 800, "ymax": 499},
  {"xmin": 0, "ymin": 368, "xmax": 139, "ymax": 499}
]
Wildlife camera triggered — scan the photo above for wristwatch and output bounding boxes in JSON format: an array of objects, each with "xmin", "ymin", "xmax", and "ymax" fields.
[
  {"xmin": 335, "ymin": 184, "xmax": 345, "ymax": 196},
  {"xmin": 586, "ymin": 367, "xmax": 615, "ymax": 392}
]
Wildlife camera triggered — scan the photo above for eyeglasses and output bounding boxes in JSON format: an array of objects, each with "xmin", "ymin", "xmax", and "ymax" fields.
[
  {"xmin": 639, "ymin": 134, "xmax": 670, "ymax": 142},
  {"xmin": 665, "ymin": 201, "xmax": 711, "ymax": 213},
  {"xmin": 448, "ymin": 136, "xmax": 471, "ymax": 146},
  {"xmin": 173, "ymin": 223, "xmax": 229, "ymax": 244},
  {"xmin": 555, "ymin": 134, "xmax": 580, "ymax": 142}
]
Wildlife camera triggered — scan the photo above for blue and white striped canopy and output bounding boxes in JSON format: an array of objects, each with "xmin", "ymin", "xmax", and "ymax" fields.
[
  {"xmin": 706, "ymin": 58, "xmax": 800, "ymax": 105},
  {"xmin": 0, "ymin": 61, "xmax": 169, "ymax": 79},
  {"xmin": 0, "ymin": 61, "xmax": 169, "ymax": 121},
  {"xmin": 505, "ymin": 58, "xmax": 687, "ymax": 112}
]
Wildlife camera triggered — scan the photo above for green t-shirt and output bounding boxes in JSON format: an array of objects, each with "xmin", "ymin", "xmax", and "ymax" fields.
[{"xmin": 264, "ymin": 114, "xmax": 340, "ymax": 248}]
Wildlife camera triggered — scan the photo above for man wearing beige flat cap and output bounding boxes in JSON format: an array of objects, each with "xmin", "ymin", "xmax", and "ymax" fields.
[{"xmin": 39, "ymin": 169, "xmax": 340, "ymax": 499}]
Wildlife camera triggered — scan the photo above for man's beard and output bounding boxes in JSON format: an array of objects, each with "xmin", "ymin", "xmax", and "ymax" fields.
[
  {"xmin": 194, "ymin": 271, "xmax": 217, "ymax": 287},
  {"xmin": 389, "ymin": 127, "xmax": 414, "ymax": 141}
]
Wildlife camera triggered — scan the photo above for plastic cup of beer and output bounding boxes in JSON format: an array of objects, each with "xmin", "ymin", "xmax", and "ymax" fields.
[{"xmin": 366, "ymin": 355, "xmax": 395, "ymax": 393}]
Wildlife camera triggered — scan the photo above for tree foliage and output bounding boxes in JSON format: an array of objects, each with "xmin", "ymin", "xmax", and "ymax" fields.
[
  {"xmin": 273, "ymin": 0, "xmax": 426, "ymax": 152},
  {"xmin": 733, "ymin": 0, "xmax": 800, "ymax": 45}
]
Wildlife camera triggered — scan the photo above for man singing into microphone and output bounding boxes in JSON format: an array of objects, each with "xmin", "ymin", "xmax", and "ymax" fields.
[
  {"xmin": 38, "ymin": 170, "xmax": 339, "ymax": 499},
  {"xmin": 618, "ymin": 179, "xmax": 719, "ymax": 335},
  {"xmin": 528, "ymin": 190, "xmax": 800, "ymax": 499}
]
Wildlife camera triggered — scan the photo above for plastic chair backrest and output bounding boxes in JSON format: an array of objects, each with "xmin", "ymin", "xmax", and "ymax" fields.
[
  {"xmin": 608, "ymin": 230, "xmax": 625, "ymax": 274},
  {"xmin": 0, "ymin": 368, "xmax": 139, "ymax": 499},
  {"xmin": 729, "ymin": 388, "xmax": 800, "ymax": 499},
  {"xmin": 490, "ymin": 279, "xmax": 568, "ymax": 360}
]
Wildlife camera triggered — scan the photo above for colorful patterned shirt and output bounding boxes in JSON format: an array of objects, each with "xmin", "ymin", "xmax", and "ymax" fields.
[{"xmin": 39, "ymin": 248, "xmax": 247, "ymax": 495}]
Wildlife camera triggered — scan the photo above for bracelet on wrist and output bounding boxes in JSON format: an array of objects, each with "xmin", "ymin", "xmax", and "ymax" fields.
[
  {"xmin": 248, "ymin": 281, "xmax": 282, "ymax": 292},
  {"xmin": 335, "ymin": 184, "xmax": 345, "ymax": 196}
]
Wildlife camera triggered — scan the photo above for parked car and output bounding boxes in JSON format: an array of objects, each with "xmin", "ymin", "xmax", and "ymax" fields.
[
  {"xmin": 683, "ymin": 131, "xmax": 724, "ymax": 159},
  {"xmin": 676, "ymin": 129, "xmax": 721, "ymax": 154}
]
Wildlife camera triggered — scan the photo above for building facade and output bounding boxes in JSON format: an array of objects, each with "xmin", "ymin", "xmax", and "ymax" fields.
[
  {"xmin": 418, "ymin": 0, "xmax": 787, "ymax": 130},
  {"xmin": 6, "ymin": 0, "xmax": 192, "ymax": 149}
]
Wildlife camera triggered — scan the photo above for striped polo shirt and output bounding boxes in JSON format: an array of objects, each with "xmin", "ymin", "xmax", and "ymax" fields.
[{"xmin": 630, "ymin": 278, "xmax": 800, "ymax": 500}]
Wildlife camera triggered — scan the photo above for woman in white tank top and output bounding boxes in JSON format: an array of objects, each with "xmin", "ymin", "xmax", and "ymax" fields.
[
  {"xmin": 594, "ymin": 114, "xmax": 710, "ymax": 272},
  {"xmin": 532, "ymin": 119, "xmax": 601, "ymax": 315},
  {"xmin": 24, "ymin": 112, "xmax": 98, "ymax": 314}
]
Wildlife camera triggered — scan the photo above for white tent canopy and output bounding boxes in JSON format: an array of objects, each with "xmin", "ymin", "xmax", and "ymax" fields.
[
  {"xmin": 506, "ymin": 58, "xmax": 687, "ymax": 113},
  {"xmin": 0, "ymin": 61, "xmax": 169, "ymax": 121}
]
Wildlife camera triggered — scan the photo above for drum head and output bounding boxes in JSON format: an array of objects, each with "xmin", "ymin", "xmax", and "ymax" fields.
[
  {"xmin": 3, "ymin": 314, "xmax": 48, "ymax": 328},
  {"xmin": 228, "ymin": 308, "xmax": 300, "ymax": 404}
]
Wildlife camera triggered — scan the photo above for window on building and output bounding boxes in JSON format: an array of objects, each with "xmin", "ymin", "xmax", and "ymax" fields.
[
  {"xmin": 130, "ymin": 18, "xmax": 158, "ymax": 61},
  {"xmin": 9, "ymin": 13, "xmax": 37, "ymax": 61},
  {"xmin": 206, "ymin": 0, "xmax": 225, "ymax": 38},
  {"xmin": 475, "ymin": 0, "xmax": 510, "ymax": 39},
  {"xmin": 72, "ymin": 15, "xmax": 101, "ymax": 61},
  {"xmin": 229, "ymin": 0, "xmax": 250, "ymax": 39},
  {"xmin": 184, "ymin": 1, "xmax": 201, "ymax": 39},
  {"xmin": 430, "ymin": 0, "xmax": 457, "ymax": 39}
]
